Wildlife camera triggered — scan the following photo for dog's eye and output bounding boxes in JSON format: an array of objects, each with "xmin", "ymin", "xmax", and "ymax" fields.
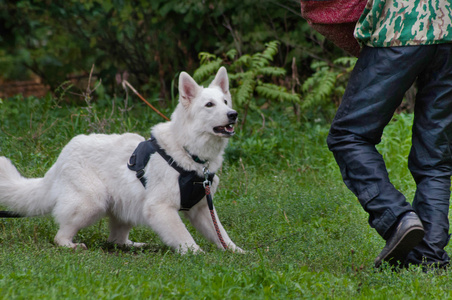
[
  {"xmin": 205, "ymin": 102, "xmax": 214, "ymax": 107},
  {"xmin": 224, "ymin": 100, "xmax": 228, "ymax": 105}
]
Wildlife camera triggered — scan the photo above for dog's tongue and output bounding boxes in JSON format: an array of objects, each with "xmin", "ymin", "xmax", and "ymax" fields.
[{"xmin": 214, "ymin": 124, "xmax": 235, "ymax": 135}]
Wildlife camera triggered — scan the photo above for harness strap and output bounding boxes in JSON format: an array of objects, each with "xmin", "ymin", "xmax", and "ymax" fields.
[
  {"xmin": 150, "ymin": 137, "xmax": 187, "ymax": 175},
  {"xmin": 127, "ymin": 138, "xmax": 157, "ymax": 187}
]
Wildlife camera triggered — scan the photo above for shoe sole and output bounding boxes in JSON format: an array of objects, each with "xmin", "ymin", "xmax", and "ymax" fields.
[{"xmin": 375, "ymin": 226, "xmax": 425, "ymax": 268}]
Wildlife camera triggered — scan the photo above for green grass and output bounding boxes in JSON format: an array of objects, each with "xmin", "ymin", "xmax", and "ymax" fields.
[{"xmin": 1, "ymin": 95, "xmax": 452, "ymax": 299}]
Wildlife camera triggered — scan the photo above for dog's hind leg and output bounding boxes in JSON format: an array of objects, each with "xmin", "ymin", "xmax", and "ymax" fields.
[
  {"xmin": 183, "ymin": 201, "xmax": 244, "ymax": 253},
  {"xmin": 54, "ymin": 224, "xmax": 88, "ymax": 250},
  {"xmin": 54, "ymin": 205, "xmax": 105, "ymax": 249},
  {"xmin": 53, "ymin": 187, "xmax": 107, "ymax": 249},
  {"xmin": 107, "ymin": 215, "xmax": 146, "ymax": 247}
]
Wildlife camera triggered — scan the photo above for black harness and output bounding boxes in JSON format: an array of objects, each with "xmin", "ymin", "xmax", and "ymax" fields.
[{"xmin": 127, "ymin": 136, "xmax": 214, "ymax": 211}]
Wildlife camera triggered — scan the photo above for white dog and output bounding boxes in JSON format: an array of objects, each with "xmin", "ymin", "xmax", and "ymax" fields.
[{"xmin": 0, "ymin": 67, "xmax": 243, "ymax": 254}]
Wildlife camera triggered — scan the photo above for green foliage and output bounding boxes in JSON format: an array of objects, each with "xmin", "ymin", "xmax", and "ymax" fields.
[
  {"xmin": 302, "ymin": 56, "xmax": 357, "ymax": 122},
  {"xmin": 194, "ymin": 41, "xmax": 300, "ymax": 124},
  {"xmin": 1, "ymin": 0, "xmax": 347, "ymax": 104}
]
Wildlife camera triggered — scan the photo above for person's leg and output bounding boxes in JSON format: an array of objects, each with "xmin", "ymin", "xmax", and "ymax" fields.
[
  {"xmin": 405, "ymin": 44, "xmax": 452, "ymax": 268},
  {"xmin": 327, "ymin": 46, "xmax": 434, "ymax": 239}
]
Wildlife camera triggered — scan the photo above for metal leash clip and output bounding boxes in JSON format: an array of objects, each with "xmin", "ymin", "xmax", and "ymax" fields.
[{"xmin": 203, "ymin": 166, "xmax": 211, "ymax": 188}]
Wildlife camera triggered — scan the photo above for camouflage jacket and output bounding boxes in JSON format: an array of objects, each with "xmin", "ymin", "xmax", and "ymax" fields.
[{"xmin": 355, "ymin": 0, "xmax": 452, "ymax": 47}]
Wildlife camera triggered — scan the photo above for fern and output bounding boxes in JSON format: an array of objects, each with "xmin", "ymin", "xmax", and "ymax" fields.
[
  {"xmin": 257, "ymin": 67, "xmax": 286, "ymax": 77},
  {"xmin": 301, "ymin": 56, "xmax": 357, "ymax": 118},
  {"xmin": 302, "ymin": 70, "xmax": 336, "ymax": 109},
  {"xmin": 333, "ymin": 57, "xmax": 358, "ymax": 71},
  {"xmin": 259, "ymin": 41, "xmax": 279, "ymax": 62},
  {"xmin": 193, "ymin": 40, "xmax": 300, "ymax": 125},
  {"xmin": 193, "ymin": 57, "xmax": 222, "ymax": 83},
  {"xmin": 256, "ymin": 83, "xmax": 300, "ymax": 103},
  {"xmin": 231, "ymin": 54, "xmax": 252, "ymax": 70},
  {"xmin": 233, "ymin": 73, "xmax": 255, "ymax": 107},
  {"xmin": 225, "ymin": 49, "xmax": 238, "ymax": 60},
  {"xmin": 198, "ymin": 52, "xmax": 218, "ymax": 65}
]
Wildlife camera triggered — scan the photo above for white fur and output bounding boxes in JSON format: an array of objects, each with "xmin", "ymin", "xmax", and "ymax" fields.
[{"xmin": 0, "ymin": 67, "xmax": 243, "ymax": 254}]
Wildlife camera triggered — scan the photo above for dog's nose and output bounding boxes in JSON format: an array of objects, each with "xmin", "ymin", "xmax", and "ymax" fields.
[{"xmin": 227, "ymin": 111, "xmax": 238, "ymax": 122}]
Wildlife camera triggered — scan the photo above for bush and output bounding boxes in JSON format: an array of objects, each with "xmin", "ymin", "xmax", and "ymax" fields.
[{"xmin": 0, "ymin": 0, "xmax": 347, "ymax": 103}]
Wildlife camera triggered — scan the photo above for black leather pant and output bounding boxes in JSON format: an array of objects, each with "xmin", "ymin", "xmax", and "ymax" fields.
[{"xmin": 327, "ymin": 44, "xmax": 452, "ymax": 266}]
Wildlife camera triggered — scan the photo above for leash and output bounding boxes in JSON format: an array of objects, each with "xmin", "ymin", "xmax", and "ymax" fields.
[
  {"xmin": 203, "ymin": 166, "xmax": 228, "ymax": 250},
  {"xmin": 122, "ymin": 80, "xmax": 170, "ymax": 121}
]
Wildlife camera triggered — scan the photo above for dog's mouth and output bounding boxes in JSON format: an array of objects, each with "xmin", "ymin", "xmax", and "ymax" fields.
[{"xmin": 213, "ymin": 123, "xmax": 235, "ymax": 137}]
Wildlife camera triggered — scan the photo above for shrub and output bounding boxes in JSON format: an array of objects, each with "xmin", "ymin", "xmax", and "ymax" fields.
[{"xmin": 193, "ymin": 41, "xmax": 301, "ymax": 126}]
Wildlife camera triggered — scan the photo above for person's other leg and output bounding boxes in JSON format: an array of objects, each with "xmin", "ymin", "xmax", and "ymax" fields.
[{"xmin": 405, "ymin": 44, "xmax": 452, "ymax": 268}]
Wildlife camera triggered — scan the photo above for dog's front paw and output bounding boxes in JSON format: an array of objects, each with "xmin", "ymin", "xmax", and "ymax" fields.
[
  {"xmin": 231, "ymin": 246, "xmax": 246, "ymax": 254},
  {"xmin": 130, "ymin": 242, "xmax": 147, "ymax": 248},
  {"xmin": 177, "ymin": 244, "xmax": 203, "ymax": 255},
  {"xmin": 123, "ymin": 240, "xmax": 147, "ymax": 248},
  {"xmin": 72, "ymin": 243, "xmax": 88, "ymax": 250}
]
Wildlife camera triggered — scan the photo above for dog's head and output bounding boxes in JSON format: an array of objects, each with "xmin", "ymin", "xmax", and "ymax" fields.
[{"xmin": 177, "ymin": 67, "xmax": 238, "ymax": 138}]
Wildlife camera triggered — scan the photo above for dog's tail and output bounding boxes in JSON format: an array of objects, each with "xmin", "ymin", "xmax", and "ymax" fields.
[{"xmin": 0, "ymin": 157, "xmax": 53, "ymax": 217}]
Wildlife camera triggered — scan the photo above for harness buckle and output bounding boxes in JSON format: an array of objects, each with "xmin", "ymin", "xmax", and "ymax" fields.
[{"xmin": 136, "ymin": 169, "xmax": 145, "ymax": 179}]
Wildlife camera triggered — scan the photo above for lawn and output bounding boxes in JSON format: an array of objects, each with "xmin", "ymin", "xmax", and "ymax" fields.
[{"xmin": 0, "ymin": 95, "xmax": 451, "ymax": 299}]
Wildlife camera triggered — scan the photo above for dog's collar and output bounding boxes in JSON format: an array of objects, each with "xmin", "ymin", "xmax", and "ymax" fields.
[{"xmin": 183, "ymin": 146, "xmax": 208, "ymax": 165}]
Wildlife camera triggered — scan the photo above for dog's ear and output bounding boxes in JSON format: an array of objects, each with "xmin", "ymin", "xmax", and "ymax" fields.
[
  {"xmin": 179, "ymin": 72, "xmax": 200, "ymax": 107},
  {"xmin": 209, "ymin": 67, "xmax": 229, "ymax": 94}
]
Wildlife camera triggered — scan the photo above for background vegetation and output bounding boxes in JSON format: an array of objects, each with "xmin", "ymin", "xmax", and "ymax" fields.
[
  {"xmin": 0, "ymin": 0, "xmax": 442, "ymax": 299},
  {"xmin": 0, "ymin": 0, "xmax": 349, "ymax": 111}
]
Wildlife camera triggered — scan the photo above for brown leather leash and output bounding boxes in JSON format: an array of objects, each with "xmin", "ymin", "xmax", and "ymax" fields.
[{"xmin": 203, "ymin": 167, "xmax": 228, "ymax": 250}]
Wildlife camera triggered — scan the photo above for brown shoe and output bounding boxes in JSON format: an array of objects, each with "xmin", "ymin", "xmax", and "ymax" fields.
[{"xmin": 374, "ymin": 212, "xmax": 425, "ymax": 268}]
